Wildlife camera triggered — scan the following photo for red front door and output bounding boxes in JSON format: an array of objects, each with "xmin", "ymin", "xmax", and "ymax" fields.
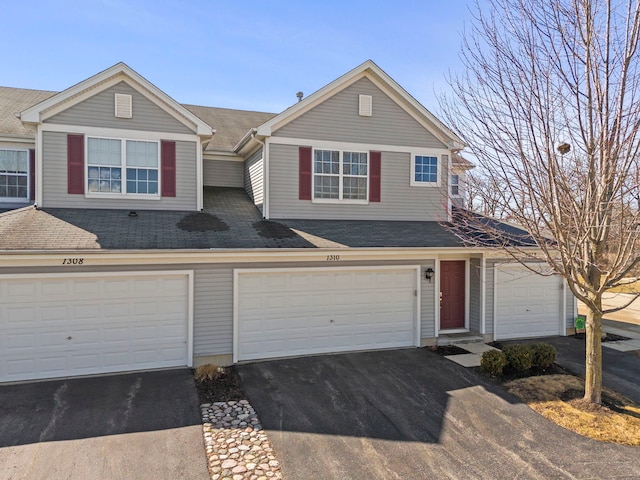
[{"xmin": 440, "ymin": 260, "xmax": 466, "ymax": 330}]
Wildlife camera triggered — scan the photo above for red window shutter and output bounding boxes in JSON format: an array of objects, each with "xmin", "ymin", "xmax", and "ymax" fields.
[
  {"xmin": 299, "ymin": 146, "xmax": 312, "ymax": 200},
  {"xmin": 161, "ymin": 140, "xmax": 176, "ymax": 197},
  {"xmin": 369, "ymin": 151, "xmax": 381, "ymax": 202},
  {"xmin": 29, "ymin": 149, "xmax": 36, "ymax": 201},
  {"xmin": 67, "ymin": 135, "xmax": 84, "ymax": 194}
]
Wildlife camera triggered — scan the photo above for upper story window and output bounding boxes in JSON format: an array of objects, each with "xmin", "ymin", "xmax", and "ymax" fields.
[
  {"xmin": 87, "ymin": 137, "xmax": 159, "ymax": 196},
  {"xmin": 410, "ymin": 153, "xmax": 442, "ymax": 187},
  {"xmin": 0, "ymin": 149, "xmax": 28, "ymax": 200},
  {"xmin": 313, "ymin": 149, "xmax": 368, "ymax": 202},
  {"xmin": 451, "ymin": 174, "xmax": 460, "ymax": 196}
]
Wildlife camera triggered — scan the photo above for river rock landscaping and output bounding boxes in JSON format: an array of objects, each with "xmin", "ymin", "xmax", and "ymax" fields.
[{"xmin": 196, "ymin": 366, "xmax": 284, "ymax": 480}]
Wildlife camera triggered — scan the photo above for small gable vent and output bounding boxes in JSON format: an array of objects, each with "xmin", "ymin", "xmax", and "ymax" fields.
[
  {"xmin": 359, "ymin": 94, "xmax": 372, "ymax": 117},
  {"xmin": 114, "ymin": 93, "xmax": 132, "ymax": 119}
]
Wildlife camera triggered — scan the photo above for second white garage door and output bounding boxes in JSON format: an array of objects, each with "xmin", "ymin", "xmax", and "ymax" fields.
[
  {"xmin": 0, "ymin": 272, "xmax": 191, "ymax": 383},
  {"xmin": 495, "ymin": 265, "xmax": 564, "ymax": 340},
  {"xmin": 235, "ymin": 267, "xmax": 418, "ymax": 362}
]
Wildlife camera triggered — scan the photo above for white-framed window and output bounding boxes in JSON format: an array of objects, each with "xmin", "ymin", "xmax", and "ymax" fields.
[
  {"xmin": 451, "ymin": 174, "xmax": 460, "ymax": 196},
  {"xmin": 410, "ymin": 153, "xmax": 440, "ymax": 187},
  {"xmin": 87, "ymin": 137, "xmax": 159, "ymax": 196},
  {"xmin": 0, "ymin": 149, "xmax": 29, "ymax": 201},
  {"xmin": 313, "ymin": 149, "xmax": 368, "ymax": 202}
]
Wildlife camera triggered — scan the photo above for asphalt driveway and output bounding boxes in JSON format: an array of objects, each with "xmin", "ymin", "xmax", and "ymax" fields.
[
  {"xmin": 0, "ymin": 369, "xmax": 208, "ymax": 480},
  {"xmin": 238, "ymin": 349, "xmax": 640, "ymax": 480}
]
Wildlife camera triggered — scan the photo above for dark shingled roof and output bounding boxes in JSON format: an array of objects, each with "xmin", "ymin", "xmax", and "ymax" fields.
[
  {"xmin": 182, "ymin": 104, "xmax": 276, "ymax": 152},
  {"xmin": 450, "ymin": 207, "xmax": 538, "ymax": 247},
  {"xmin": 0, "ymin": 86, "xmax": 275, "ymax": 153},
  {"xmin": 0, "ymin": 188, "xmax": 472, "ymax": 251}
]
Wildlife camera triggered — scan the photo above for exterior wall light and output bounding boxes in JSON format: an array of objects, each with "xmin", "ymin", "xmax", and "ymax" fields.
[{"xmin": 424, "ymin": 267, "xmax": 435, "ymax": 282}]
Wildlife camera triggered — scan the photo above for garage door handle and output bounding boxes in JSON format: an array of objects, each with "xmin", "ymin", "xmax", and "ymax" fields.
[{"xmin": 67, "ymin": 336, "xmax": 72, "ymax": 340}]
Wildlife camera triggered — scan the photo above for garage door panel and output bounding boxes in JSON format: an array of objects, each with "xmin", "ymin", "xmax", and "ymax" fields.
[
  {"xmin": 0, "ymin": 274, "xmax": 189, "ymax": 382},
  {"xmin": 6, "ymin": 307, "xmax": 35, "ymax": 323},
  {"xmin": 237, "ymin": 268, "xmax": 417, "ymax": 361},
  {"xmin": 495, "ymin": 267, "xmax": 562, "ymax": 340},
  {"xmin": 42, "ymin": 306, "xmax": 68, "ymax": 322}
]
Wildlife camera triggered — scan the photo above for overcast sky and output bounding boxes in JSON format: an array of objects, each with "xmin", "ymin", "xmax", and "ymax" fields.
[{"xmin": 2, "ymin": 0, "xmax": 480, "ymax": 114}]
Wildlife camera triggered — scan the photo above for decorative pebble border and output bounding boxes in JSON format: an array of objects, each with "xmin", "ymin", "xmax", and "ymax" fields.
[{"xmin": 201, "ymin": 400, "xmax": 284, "ymax": 480}]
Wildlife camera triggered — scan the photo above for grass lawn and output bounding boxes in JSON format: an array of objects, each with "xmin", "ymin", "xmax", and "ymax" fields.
[
  {"xmin": 505, "ymin": 374, "xmax": 640, "ymax": 446},
  {"xmin": 607, "ymin": 279, "xmax": 640, "ymax": 294}
]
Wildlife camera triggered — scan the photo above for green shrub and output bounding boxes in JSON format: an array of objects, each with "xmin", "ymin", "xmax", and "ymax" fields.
[
  {"xmin": 481, "ymin": 349, "xmax": 508, "ymax": 375},
  {"xmin": 503, "ymin": 344, "xmax": 533, "ymax": 371},
  {"xmin": 530, "ymin": 343, "xmax": 556, "ymax": 368}
]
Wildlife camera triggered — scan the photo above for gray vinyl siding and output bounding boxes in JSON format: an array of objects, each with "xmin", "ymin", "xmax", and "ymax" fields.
[
  {"xmin": 485, "ymin": 260, "xmax": 496, "ymax": 335},
  {"xmin": 45, "ymin": 82, "xmax": 194, "ymax": 134},
  {"xmin": 0, "ymin": 260, "xmax": 437, "ymax": 360},
  {"xmin": 420, "ymin": 260, "xmax": 436, "ymax": 338},
  {"xmin": 193, "ymin": 268, "xmax": 233, "ymax": 356},
  {"xmin": 469, "ymin": 258, "xmax": 482, "ymax": 333},
  {"xmin": 42, "ymin": 131, "xmax": 197, "ymax": 210},
  {"xmin": 203, "ymin": 160, "xmax": 243, "ymax": 188},
  {"xmin": 244, "ymin": 148, "xmax": 264, "ymax": 214},
  {"xmin": 269, "ymin": 144, "xmax": 448, "ymax": 221},
  {"xmin": 274, "ymin": 77, "xmax": 447, "ymax": 148}
]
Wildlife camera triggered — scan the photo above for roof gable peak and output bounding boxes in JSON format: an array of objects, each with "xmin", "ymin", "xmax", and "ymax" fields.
[
  {"xmin": 19, "ymin": 62, "xmax": 213, "ymax": 137},
  {"xmin": 256, "ymin": 60, "xmax": 464, "ymax": 149}
]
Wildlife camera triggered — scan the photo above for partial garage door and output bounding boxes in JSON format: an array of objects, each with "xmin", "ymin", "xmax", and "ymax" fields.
[
  {"xmin": 495, "ymin": 265, "xmax": 563, "ymax": 340},
  {"xmin": 0, "ymin": 272, "xmax": 190, "ymax": 383},
  {"xmin": 236, "ymin": 267, "xmax": 418, "ymax": 362}
]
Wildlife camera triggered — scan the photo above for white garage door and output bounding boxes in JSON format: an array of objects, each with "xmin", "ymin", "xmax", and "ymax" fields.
[
  {"xmin": 495, "ymin": 266, "xmax": 563, "ymax": 340},
  {"xmin": 0, "ymin": 272, "xmax": 190, "ymax": 383},
  {"xmin": 236, "ymin": 267, "xmax": 418, "ymax": 362}
]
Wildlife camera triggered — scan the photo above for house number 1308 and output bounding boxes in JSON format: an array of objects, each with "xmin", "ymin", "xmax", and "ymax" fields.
[
  {"xmin": 62, "ymin": 258, "xmax": 84, "ymax": 265},
  {"xmin": 326, "ymin": 255, "xmax": 340, "ymax": 261}
]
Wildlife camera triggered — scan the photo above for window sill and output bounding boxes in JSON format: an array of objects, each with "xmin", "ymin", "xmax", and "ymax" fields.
[
  {"xmin": 409, "ymin": 181, "xmax": 440, "ymax": 187},
  {"xmin": 85, "ymin": 193, "xmax": 162, "ymax": 200},
  {"xmin": 312, "ymin": 198, "xmax": 369, "ymax": 205},
  {"xmin": 0, "ymin": 197, "xmax": 29, "ymax": 203}
]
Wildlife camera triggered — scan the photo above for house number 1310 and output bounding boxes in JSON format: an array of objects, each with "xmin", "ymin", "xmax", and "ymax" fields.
[{"xmin": 326, "ymin": 255, "xmax": 340, "ymax": 261}]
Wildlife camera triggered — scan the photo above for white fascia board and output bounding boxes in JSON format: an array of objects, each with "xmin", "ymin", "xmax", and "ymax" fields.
[
  {"xmin": 0, "ymin": 134, "xmax": 36, "ymax": 144},
  {"xmin": 20, "ymin": 62, "xmax": 214, "ymax": 137},
  {"xmin": 0, "ymin": 247, "xmax": 498, "ymax": 268},
  {"xmin": 255, "ymin": 59, "xmax": 465, "ymax": 148},
  {"xmin": 203, "ymin": 152, "xmax": 245, "ymax": 162}
]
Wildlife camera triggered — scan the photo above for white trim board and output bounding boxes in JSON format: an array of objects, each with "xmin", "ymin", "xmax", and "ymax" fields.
[
  {"xmin": 40, "ymin": 123, "xmax": 201, "ymax": 143},
  {"xmin": 269, "ymin": 135, "xmax": 450, "ymax": 157}
]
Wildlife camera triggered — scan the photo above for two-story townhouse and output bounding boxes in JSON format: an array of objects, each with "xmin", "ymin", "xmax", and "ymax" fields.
[{"xmin": 0, "ymin": 61, "xmax": 576, "ymax": 383}]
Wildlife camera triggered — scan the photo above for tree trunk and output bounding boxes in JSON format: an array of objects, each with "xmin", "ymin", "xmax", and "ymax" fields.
[{"xmin": 584, "ymin": 304, "xmax": 603, "ymax": 404}]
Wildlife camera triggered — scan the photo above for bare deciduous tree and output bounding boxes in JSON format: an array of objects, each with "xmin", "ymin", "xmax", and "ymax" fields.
[
  {"xmin": 440, "ymin": 0, "xmax": 640, "ymax": 403},
  {"xmin": 465, "ymin": 169, "xmax": 511, "ymax": 218}
]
